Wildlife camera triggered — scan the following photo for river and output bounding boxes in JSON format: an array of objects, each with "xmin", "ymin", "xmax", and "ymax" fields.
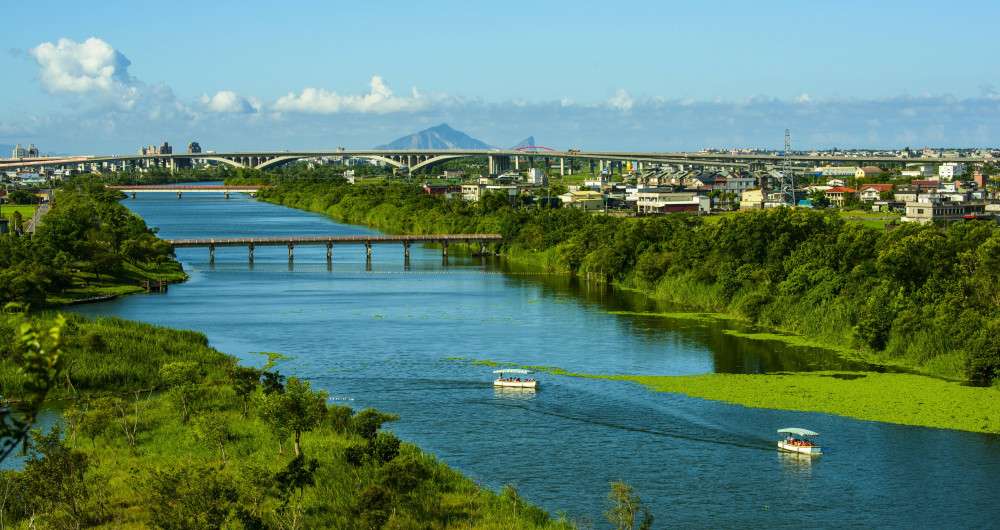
[{"xmin": 68, "ymin": 187, "xmax": 1000, "ymax": 527}]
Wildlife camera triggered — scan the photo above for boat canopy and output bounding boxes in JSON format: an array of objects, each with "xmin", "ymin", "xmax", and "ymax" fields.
[
  {"xmin": 777, "ymin": 428, "xmax": 819, "ymax": 436},
  {"xmin": 492, "ymin": 368, "xmax": 535, "ymax": 374}
]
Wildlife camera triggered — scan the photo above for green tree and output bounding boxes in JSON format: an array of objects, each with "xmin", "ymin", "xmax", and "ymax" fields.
[
  {"xmin": 604, "ymin": 480, "xmax": 653, "ymax": 530},
  {"xmin": 15, "ymin": 423, "xmax": 91, "ymax": 528},
  {"xmin": 158, "ymin": 361, "xmax": 203, "ymax": 423},
  {"xmin": 258, "ymin": 377, "xmax": 328, "ymax": 456},
  {"xmin": 0, "ymin": 312, "xmax": 66, "ymax": 464},
  {"xmin": 192, "ymin": 412, "xmax": 232, "ymax": 467}
]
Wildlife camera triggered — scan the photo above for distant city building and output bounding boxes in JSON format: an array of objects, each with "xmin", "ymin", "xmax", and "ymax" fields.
[
  {"xmin": 139, "ymin": 142, "xmax": 173, "ymax": 155},
  {"xmin": 12, "ymin": 144, "xmax": 39, "ymax": 158},
  {"xmin": 188, "ymin": 142, "xmax": 202, "ymax": 154}
]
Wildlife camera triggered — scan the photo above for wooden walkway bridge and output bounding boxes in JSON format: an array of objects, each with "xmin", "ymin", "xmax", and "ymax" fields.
[
  {"xmin": 107, "ymin": 185, "xmax": 268, "ymax": 199},
  {"xmin": 166, "ymin": 234, "xmax": 503, "ymax": 262}
]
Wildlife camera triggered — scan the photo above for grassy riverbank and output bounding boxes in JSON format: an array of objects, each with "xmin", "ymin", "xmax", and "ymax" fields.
[{"xmin": 1, "ymin": 313, "xmax": 574, "ymax": 528}]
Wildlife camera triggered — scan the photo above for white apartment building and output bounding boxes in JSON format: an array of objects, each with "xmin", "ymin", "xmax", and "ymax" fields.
[{"xmin": 939, "ymin": 163, "xmax": 967, "ymax": 179}]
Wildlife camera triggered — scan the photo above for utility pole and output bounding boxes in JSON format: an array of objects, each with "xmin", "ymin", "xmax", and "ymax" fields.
[{"xmin": 781, "ymin": 129, "xmax": 796, "ymax": 207}]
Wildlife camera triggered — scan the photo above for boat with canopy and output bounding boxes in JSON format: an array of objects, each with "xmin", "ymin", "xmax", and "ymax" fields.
[
  {"xmin": 777, "ymin": 427, "xmax": 821, "ymax": 454},
  {"xmin": 493, "ymin": 368, "xmax": 538, "ymax": 388}
]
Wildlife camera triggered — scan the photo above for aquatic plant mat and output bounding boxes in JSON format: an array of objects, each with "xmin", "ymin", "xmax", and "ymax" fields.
[{"xmin": 454, "ymin": 359, "xmax": 1000, "ymax": 433}]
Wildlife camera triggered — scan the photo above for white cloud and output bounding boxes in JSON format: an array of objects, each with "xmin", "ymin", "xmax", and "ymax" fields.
[
  {"xmin": 273, "ymin": 76, "xmax": 428, "ymax": 114},
  {"xmin": 607, "ymin": 89, "xmax": 634, "ymax": 111},
  {"xmin": 28, "ymin": 38, "xmax": 135, "ymax": 97},
  {"xmin": 201, "ymin": 91, "xmax": 256, "ymax": 113}
]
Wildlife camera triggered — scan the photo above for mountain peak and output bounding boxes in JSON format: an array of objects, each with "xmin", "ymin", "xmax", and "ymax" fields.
[{"xmin": 374, "ymin": 124, "xmax": 494, "ymax": 150}]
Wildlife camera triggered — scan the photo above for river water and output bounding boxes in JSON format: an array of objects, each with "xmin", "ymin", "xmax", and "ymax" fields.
[{"xmin": 68, "ymin": 188, "xmax": 1000, "ymax": 528}]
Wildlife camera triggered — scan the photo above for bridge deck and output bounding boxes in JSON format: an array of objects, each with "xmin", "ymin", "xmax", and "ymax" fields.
[
  {"xmin": 167, "ymin": 234, "xmax": 502, "ymax": 248},
  {"xmin": 107, "ymin": 185, "xmax": 267, "ymax": 192}
]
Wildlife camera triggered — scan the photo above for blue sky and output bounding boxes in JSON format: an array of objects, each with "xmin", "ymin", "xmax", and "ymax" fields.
[{"xmin": 2, "ymin": 0, "xmax": 999, "ymax": 154}]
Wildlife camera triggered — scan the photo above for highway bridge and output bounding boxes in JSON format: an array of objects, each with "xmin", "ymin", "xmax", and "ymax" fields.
[
  {"xmin": 167, "ymin": 233, "xmax": 503, "ymax": 262},
  {"xmin": 2, "ymin": 148, "xmax": 990, "ymax": 174}
]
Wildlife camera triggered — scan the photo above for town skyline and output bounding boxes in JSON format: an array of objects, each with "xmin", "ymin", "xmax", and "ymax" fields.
[{"xmin": 2, "ymin": 0, "xmax": 999, "ymax": 154}]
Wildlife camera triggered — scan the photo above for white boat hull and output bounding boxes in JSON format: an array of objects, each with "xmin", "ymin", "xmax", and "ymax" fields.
[
  {"xmin": 778, "ymin": 441, "xmax": 821, "ymax": 454},
  {"xmin": 494, "ymin": 380, "xmax": 538, "ymax": 388}
]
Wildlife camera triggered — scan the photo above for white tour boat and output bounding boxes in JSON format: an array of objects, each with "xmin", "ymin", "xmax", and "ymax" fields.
[
  {"xmin": 493, "ymin": 368, "xmax": 539, "ymax": 388},
  {"xmin": 777, "ymin": 427, "xmax": 821, "ymax": 454}
]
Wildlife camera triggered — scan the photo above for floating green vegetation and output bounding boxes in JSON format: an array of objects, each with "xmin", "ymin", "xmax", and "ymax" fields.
[
  {"xmin": 600, "ymin": 310, "xmax": 738, "ymax": 321},
  {"xmin": 531, "ymin": 367, "xmax": 1000, "ymax": 433},
  {"xmin": 720, "ymin": 330, "xmax": 854, "ymax": 354}
]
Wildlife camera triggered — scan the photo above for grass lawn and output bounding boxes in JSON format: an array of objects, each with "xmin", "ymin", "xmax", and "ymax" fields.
[
  {"xmin": 43, "ymin": 260, "xmax": 188, "ymax": 307},
  {"xmin": 0, "ymin": 204, "xmax": 37, "ymax": 219}
]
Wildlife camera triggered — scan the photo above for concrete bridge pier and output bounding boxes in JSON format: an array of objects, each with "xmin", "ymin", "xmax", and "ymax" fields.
[
  {"xmin": 131, "ymin": 192, "xmax": 136, "ymax": 199},
  {"xmin": 177, "ymin": 191, "xmax": 183, "ymax": 199},
  {"xmin": 249, "ymin": 244, "xmax": 254, "ymax": 262},
  {"xmin": 480, "ymin": 242, "xmax": 487, "ymax": 255},
  {"xmin": 442, "ymin": 241, "xmax": 449, "ymax": 258},
  {"xmin": 225, "ymin": 191, "xmax": 230, "ymax": 199},
  {"xmin": 288, "ymin": 243, "xmax": 294, "ymax": 261},
  {"xmin": 209, "ymin": 244, "xmax": 215, "ymax": 263},
  {"xmin": 365, "ymin": 242, "xmax": 372, "ymax": 259},
  {"xmin": 404, "ymin": 242, "xmax": 410, "ymax": 259},
  {"xmin": 326, "ymin": 243, "xmax": 333, "ymax": 262}
]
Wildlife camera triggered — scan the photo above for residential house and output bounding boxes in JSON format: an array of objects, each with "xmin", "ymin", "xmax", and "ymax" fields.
[
  {"xmin": 825, "ymin": 187, "xmax": 857, "ymax": 206},
  {"xmin": 854, "ymin": 166, "xmax": 884, "ymax": 180},
  {"xmin": 636, "ymin": 190, "xmax": 709, "ymax": 214},
  {"xmin": 740, "ymin": 188, "xmax": 785, "ymax": 210},
  {"xmin": 859, "ymin": 184, "xmax": 893, "ymax": 202},
  {"xmin": 558, "ymin": 190, "xmax": 605, "ymax": 211},
  {"xmin": 901, "ymin": 165, "xmax": 935, "ymax": 178},
  {"xmin": 903, "ymin": 199, "xmax": 990, "ymax": 224},
  {"xmin": 462, "ymin": 183, "xmax": 486, "ymax": 202}
]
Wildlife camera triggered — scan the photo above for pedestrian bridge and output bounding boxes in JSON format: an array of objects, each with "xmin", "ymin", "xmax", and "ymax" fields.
[
  {"xmin": 166, "ymin": 234, "xmax": 503, "ymax": 262},
  {"xmin": 107, "ymin": 185, "xmax": 269, "ymax": 199}
]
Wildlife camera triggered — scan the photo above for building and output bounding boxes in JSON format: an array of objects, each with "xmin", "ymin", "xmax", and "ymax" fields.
[
  {"xmin": 462, "ymin": 183, "xmax": 486, "ymax": 202},
  {"xmin": 902, "ymin": 199, "xmax": 989, "ymax": 224},
  {"xmin": 526, "ymin": 168, "xmax": 548, "ymax": 185},
  {"xmin": 901, "ymin": 165, "xmax": 935, "ymax": 178},
  {"xmin": 188, "ymin": 142, "xmax": 202, "ymax": 154},
  {"xmin": 858, "ymin": 184, "xmax": 893, "ymax": 202},
  {"xmin": 855, "ymin": 166, "xmax": 883, "ymax": 180},
  {"xmin": 816, "ymin": 166, "xmax": 856, "ymax": 177},
  {"xmin": 559, "ymin": 190, "xmax": 605, "ymax": 211},
  {"xmin": 11, "ymin": 144, "xmax": 39, "ymax": 158},
  {"xmin": 636, "ymin": 190, "xmax": 709, "ymax": 214},
  {"xmin": 939, "ymin": 162, "xmax": 967, "ymax": 179},
  {"xmin": 825, "ymin": 187, "xmax": 858, "ymax": 206}
]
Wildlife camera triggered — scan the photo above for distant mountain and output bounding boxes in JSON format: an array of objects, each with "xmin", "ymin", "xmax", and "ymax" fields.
[
  {"xmin": 374, "ymin": 123, "xmax": 495, "ymax": 150},
  {"xmin": 509, "ymin": 137, "xmax": 535, "ymax": 150}
]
